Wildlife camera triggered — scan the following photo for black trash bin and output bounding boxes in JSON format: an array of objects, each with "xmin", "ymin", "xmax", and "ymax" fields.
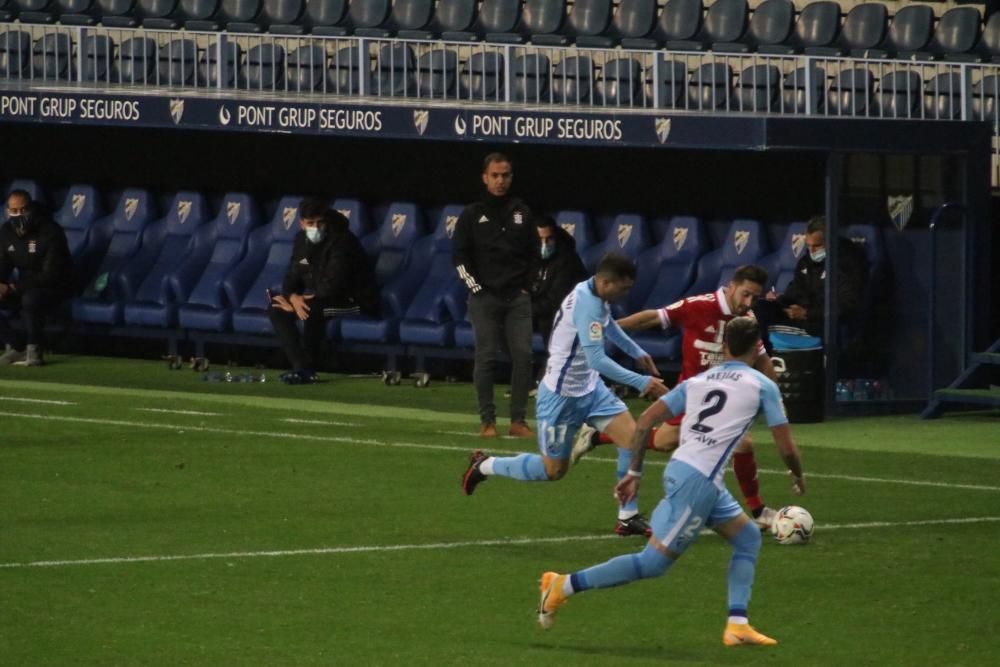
[{"xmin": 771, "ymin": 347, "xmax": 825, "ymax": 423}]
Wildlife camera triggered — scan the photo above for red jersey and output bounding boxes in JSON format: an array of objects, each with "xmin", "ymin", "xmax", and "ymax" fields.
[{"xmin": 657, "ymin": 287, "xmax": 767, "ymax": 382}]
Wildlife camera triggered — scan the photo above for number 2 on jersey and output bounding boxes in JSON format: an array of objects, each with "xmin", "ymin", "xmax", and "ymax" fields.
[{"xmin": 690, "ymin": 390, "xmax": 728, "ymax": 434}]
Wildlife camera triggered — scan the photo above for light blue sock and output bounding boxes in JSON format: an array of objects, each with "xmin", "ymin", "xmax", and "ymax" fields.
[
  {"xmin": 489, "ymin": 454, "xmax": 549, "ymax": 481},
  {"xmin": 570, "ymin": 543, "xmax": 672, "ymax": 592},
  {"xmin": 616, "ymin": 447, "xmax": 639, "ymax": 514},
  {"xmin": 726, "ymin": 520, "xmax": 762, "ymax": 618}
]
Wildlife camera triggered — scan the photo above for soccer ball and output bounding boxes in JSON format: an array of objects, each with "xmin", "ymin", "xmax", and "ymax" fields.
[{"xmin": 771, "ymin": 506, "xmax": 814, "ymax": 545}]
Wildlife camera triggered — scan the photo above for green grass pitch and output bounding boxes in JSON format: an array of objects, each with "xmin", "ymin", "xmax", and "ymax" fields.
[{"xmin": 1, "ymin": 355, "xmax": 999, "ymax": 665}]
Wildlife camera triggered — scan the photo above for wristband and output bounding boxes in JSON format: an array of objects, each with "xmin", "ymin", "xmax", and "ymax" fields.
[{"xmin": 626, "ymin": 469, "xmax": 642, "ymax": 478}]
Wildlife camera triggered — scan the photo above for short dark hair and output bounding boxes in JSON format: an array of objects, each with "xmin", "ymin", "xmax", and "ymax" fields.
[
  {"xmin": 731, "ymin": 265, "xmax": 768, "ymax": 287},
  {"xmin": 298, "ymin": 196, "xmax": 328, "ymax": 221},
  {"xmin": 724, "ymin": 316, "xmax": 761, "ymax": 357},
  {"xmin": 596, "ymin": 253, "xmax": 636, "ymax": 282},
  {"xmin": 535, "ymin": 214, "xmax": 556, "ymax": 230},
  {"xmin": 806, "ymin": 215, "xmax": 826, "ymax": 235},
  {"xmin": 482, "ymin": 152, "xmax": 511, "ymax": 172},
  {"xmin": 7, "ymin": 189, "xmax": 31, "ymax": 204}
]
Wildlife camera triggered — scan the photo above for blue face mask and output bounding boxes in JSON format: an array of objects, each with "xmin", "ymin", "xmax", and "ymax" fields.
[
  {"xmin": 809, "ymin": 248, "xmax": 826, "ymax": 263},
  {"xmin": 305, "ymin": 227, "xmax": 325, "ymax": 244},
  {"xmin": 540, "ymin": 242, "xmax": 555, "ymax": 260}
]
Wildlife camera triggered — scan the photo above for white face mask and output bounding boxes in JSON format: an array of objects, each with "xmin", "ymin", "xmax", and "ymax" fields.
[
  {"xmin": 540, "ymin": 242, "xmax": 555, "ymax": 260},
  {"xmin": 809, "ymin": 248, "xmax": 826, "ymax": 263},
  {"xmin": 305, "ymin": 227, "xmax": 325, "ymax": 244}
]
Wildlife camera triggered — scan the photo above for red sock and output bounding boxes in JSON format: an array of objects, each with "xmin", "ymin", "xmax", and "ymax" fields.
[
  {"xmin": 647, "ymin": 428, "xmax": 658, "ymax": 450},
  {"xmin": 733, "ymin": 451, "xmax": 763, "ymax": 511}
]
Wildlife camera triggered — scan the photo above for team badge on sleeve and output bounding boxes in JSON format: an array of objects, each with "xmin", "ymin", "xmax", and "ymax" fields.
[{"xmin": 588, "ymin": 321, "xmax": 603, "ymax": 341}]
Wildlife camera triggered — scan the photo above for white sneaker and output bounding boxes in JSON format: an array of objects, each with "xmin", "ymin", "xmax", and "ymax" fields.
[
  {"xmin": 570, "ymin": 425, "xmax": 598, "ymax": 465},
  {"xmin": 754, "ymin": 506, "xmax": 778, "ymax": 531}
]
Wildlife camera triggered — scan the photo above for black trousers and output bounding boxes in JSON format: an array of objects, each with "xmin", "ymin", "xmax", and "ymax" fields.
[
  {"xmin": 269, "ymin": 300, "xmax": 336, "ymax": 372},
  {"xmin": 0, "ymin": 286, "xmax": 69, "ymax": 348},
  {"xmin": 468, "ymin": 291, "xmax": 533, "ymax": 424}
]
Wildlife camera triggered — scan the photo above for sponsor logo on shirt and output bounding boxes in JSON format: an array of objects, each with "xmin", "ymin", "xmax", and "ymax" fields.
[{"xmin": 588, "ymin": 321, "xmax": 602, "ymax": 341}]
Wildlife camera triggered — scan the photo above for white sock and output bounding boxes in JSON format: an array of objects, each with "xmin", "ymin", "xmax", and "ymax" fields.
[
  {"xmin": 479, "ymin": 457, "xmax": 496, "ymax": 476},
  {"xmin": 617, "ymin": 509, "xmax": 638, "ymax": 521},
  {"xmin": 728, "ymin": 615, "xmax": 749, "ymax": 625},
  {"xmin": 562, "ymin": 576, "xmax": 575, "ymax": 597}
]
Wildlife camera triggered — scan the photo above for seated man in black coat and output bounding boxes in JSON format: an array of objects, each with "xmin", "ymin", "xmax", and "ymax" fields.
[{"xmin": 269, "ymin": 197, "xmax": 377, "ymax": 381}]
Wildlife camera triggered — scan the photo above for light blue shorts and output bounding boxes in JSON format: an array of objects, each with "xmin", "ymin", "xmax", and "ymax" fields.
[
  {"xmin": 649, "ymin": 460, "xmax": 744, "ymax": 555},
  {"xmin": 535, "ymin": 382, "xmax": 628, "ymax": 460}
]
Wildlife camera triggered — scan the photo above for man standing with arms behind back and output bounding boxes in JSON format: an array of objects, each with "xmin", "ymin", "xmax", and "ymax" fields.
[{"xmin": 453, "ymin": 153, "xmax": 537, "ymax": 438}]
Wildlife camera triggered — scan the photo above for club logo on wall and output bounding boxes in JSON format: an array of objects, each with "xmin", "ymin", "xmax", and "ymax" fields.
[
  {"xmin": 413, "ymin": 110, "xmax": 429, "ymax": 136},
  {"xmin": 734, "ymin": 230, "xmax": 750, "ymax": 255},
  {"xmin": 71, "ymin": 193, "xmax": 86, "ymax": 217},
  {"xmin": 453, "ymin": 115, "xmax": 467, "ymax": 136},
  {"xmin": 673, "ymin": 227, "xmax": 688, "ymax": 251},
  {"xmin": 169, "ymin": 99, "xmax": 185, "ymax": 125},
  {"xmin": 888, "ymin": 194, "xmax": 914, "ymax": 231},
  {"xmin": 218, "ymin": 105, "xmax": 232, "ymax": 126},
  {"xmin": 654, "ymin": 118, "xmax": 672, "ymax": 144}
]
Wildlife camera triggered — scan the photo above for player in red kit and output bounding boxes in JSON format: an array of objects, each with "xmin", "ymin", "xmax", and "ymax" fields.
[{"xmin": 572, "ymin": 265, "xmax": 780, "ymax": 529}]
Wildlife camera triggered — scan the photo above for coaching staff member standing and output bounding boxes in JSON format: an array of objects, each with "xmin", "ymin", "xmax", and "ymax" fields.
[
  {"xmin": 454, "ymin": 153, "xmax": 536, "ymax": 439},
  {"xmin": 0, "ymin": 190, "xmax": 73, "ymax": 367}
]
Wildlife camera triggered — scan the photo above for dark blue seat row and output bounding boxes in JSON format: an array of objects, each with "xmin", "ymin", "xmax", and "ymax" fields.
[{"xmin": 0, "ymin": 0, "xmax": 996, "ymax": 62}]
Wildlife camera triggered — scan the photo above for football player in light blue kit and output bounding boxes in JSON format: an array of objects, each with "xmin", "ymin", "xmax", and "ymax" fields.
[
  {"xmin": 462, "ymin": 254, "xmax": 668, "ymax": 536},
  {"xmin": 537, "ymin": 316, "xmax": 805, "ymax": 646}
]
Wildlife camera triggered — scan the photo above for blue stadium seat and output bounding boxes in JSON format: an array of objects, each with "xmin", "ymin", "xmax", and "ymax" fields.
[
  {"xmin": 930, "ymin": 7, "xmax": 982, "ymax": 62},
  {"xmin": 330, "ymin": 45, "xmax": 368, "ymax": 95},
  {"xmin": 738, "ymin": 64, "xmax": 780, "ymax": 112},
  {"xmin": 356, "ymin": 0, "xmax": 434, "ymax": 38},
  {"xmin": 114, "ymin": 37, "xmax": 158, "ymax": 84},
  {"xmin": 973, "ymin": 11, "xmax": 1000, "ymax": 63},
  {"xmin": 512, "ymin": 53, "xmax": 550, "ymax": 103},
  {"xmin": 416, "ymin": 48, "xmax": 458, "ymax": 98},
  {"xmin": 766, "ymin": 0, "xmax": 839, "ymax": 55},
  {"xmin": 972, "ymin": 74, "xmax": 1000, "ymax": 122},
  {"xmin": 230, "ymin": 0, "xmax": 303, "ymax": 32},
  {"xmin": 581, "ymin": 213, "xmax": 651, "ymax": 273},
  {"xmin": 669, "ymin": 0, "xmax": 747, "ymax": 52},
  {"xmin": 158, "ymin": 39, "xmax": 197, "ymax": 86},
  {"xmin": 340, "ymin": 202, "xmax": 427, "ymax": 344},
  {"xmin": 879, "ymin": 70, "xmax": 922, "ymax": 119},
  {"xmin": 99, "ymin": 0, "xmax": 140, "ymax": 27},
  {"xmin": 32, "ymin": 33, "xmax": 73, "ymax": 81},
  {"xmin": 925, "ymin": 72, "xmax": 962, "ymax": 120},
  {"xmin": 866, "ymin": 4, "xmax": 934, "ymax": 60},
  {"xmin": 689, "ymin": 62, "xmax": 734, "ymax": 111},
  {"xmin": 827, "ymin": 67, "xmax": 874, "ymax": 117},
  {"xmin": 0, "ymin": 31, "xmax": 31, "ymax": 79},
  {"xmin": 400, "ymin": 0, "xmax": 477, "ymax": 40},
  {"xmin": 229, "ymin": 196, "xmax": 304, "ymax": 336},
  {"xmin": 176, "ymin": 194, "xmax": 263, "ymax": 332},
  {"xmin": 287, "ymin": 45, "xmax": 327, "ymax": 92},
  {"xmin": 644, "ymin": 56, "xmax": 687, "ymax": 109},
  {"xmin": 81, "ymin": 34, "xmax": 113, "ymax": 83},
  {"xmin": 686, "ymin": 218, "xmax": 768, "ymax": 295},
  {"xmin": 244, "ymin": 43, "xmax": 285, "ymax": 90},
  {"xmin": 373, "ymin": 43, "xmax": 416, "ymax": 97},
  {"xmin": 331, "ymin": 197, "xmax": 373, "ymax": 242},
  {"xmin": 198, "ymin": 41, "xmax": 242, "ymax": 88},
  {"xmin": 5, "ymin": 178, "xmax": 45, "ymax": 206},
  {"xmin": 807, "ymin": 2, "xmax": 886, "ymax": 58},
  {"xmin": 398, "ymin": 205, "xmax": 465, "ymax": 347},
  {"xmin": 272, "ymin": 0, "xmax": 348, "ymax": 35},
  {"xmin": 621, "ymin": 0, "xmax": 702, "ymax": 50},
  {"xmin": 595, "ymin": 57, "xmax": 641, "ymax": 107},
  {"xmin": 757, "ymin": 222, "xmax": 806, "ymax": 293},
  {"xmin": 715, "ymin": 0, "xmax": 792, "ymax": 53},
  {"xmin": 54, "ymin": 185, "xmax": 104, "ymax": 267},
  {"xmin": 782, "ymin": 65, "xmax": 826, "ymax": 114},
  {"xmin": 76, "ymin": 193, "xmax": 209, "ymax": 326},
  {"xmin": 552, "ymin": 56, "xmax": 593, "ymax": 104},
  {"xmin": 577, "ymin": 0, "xmax": 655, "ymax": 48},
  {"xmin": 555, "ymin": 210, "xmax": 596, "ymax": 252},
  {"xmin": 459, "ymin": 51, "xmax": 502, "ymax": 101}
]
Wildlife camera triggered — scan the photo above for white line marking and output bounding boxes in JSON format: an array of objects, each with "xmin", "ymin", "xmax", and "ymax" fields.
[
  {"xmin": 437, "ymin": 430, "xmax": 524, "ymax": 440},
  {"xmin": 281, "ymin": 418, "xmax": 360, "ymax": 427},
  {"xmin": 0, "ymin": 396, "xmax": 76, "ymax": 405},
  {"xmin": 135, "ymin": 408, "xmax": 222, "ymax": 417},
  {"xmin": 2, "ymin": 516, "xmax": 997, "ymax": 569}
]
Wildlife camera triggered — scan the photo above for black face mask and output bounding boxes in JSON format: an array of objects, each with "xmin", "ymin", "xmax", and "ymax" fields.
[{"xmin": 9, "ymin": 211, "xmax": 33, "ymax": 237}]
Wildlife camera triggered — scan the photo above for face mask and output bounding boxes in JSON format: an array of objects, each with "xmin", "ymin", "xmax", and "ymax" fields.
[
  {"xmin": 809, "ymin": 248, "xmax": 826, "ymax": 263},
  {"xmin": 9, "ymin": 213, "xmax": 30, "ymax": 237},
  {"xmin": 305, "ymin": 227, "xmax": 324, "ymax": 244},
  {"xmin": 540, "ymin": 242, "xmax": 555, "ymax": 260}
]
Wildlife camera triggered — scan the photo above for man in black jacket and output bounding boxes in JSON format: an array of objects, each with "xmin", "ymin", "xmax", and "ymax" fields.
[
  {"xmin": 0, "ymin": 190, "xmax": 73, "ymax": 366},
  {"xmin": 269, "ymin": 197, "xmax": 377, "ymax": 381},
  {"xmin": 531, "ymin": 216, "xmax": 587, "ymax": 344},
  {"xmin": 453, "ymin": 153, "xmax": 537, "ymax": 438}
]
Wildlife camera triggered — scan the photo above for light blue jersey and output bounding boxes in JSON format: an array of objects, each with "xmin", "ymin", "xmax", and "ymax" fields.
[
  {"xmin": 663, "ymin": 360, "xmax": 788, "ymax": 488},
  {"xmin": 541, "ymin": 278, "xmax": 650, "ymax": 397}
]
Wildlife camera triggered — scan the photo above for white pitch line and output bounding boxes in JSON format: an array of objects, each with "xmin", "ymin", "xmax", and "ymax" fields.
[
  {"xmin": 0, "ymin": 396, "xmax": 76, "ymax": 405},
  {"xmin": 4, "ymin": 411, "xmax": 1000, "ymax": 495},
  {"xmin": 437, "ymin": 430, "xmax": 525, "ymax": 440},
  {"xmin": 2, "ymin": 516, "xmax": 998, "ymax": 570},
  {"xmin": 135, "ymin": 408, "xmax": 223, "ymax": 417},
  {"xmin": 281, "ymin": 418, "xmax": 360, "ymax": 427}
]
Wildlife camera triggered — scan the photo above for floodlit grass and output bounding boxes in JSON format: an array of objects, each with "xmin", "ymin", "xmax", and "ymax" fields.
[{"xmin": 1, "ymin": 356, "xmax": 999, "ymax": 665}]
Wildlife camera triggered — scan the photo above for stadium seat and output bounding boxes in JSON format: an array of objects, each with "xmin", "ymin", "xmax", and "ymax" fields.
[
  {"xmin": 595, "ymin": 57, "xmax": 642, "ymax": 107},
  {"xmin": 715, "ymin": 0, "xmax": 792, "ymax": 53},
  {"xmin": 349, "ymin": 0, "xmax": 393, "ymax": 36},
  {"xmin": 518, "ymin": 0, "xmax": 568, "ymax": 45},
  {"xmin": 669, "ymin": 0, "xmax": 747, "ymax": 52},
  {"xmin": 205, "ymin": 0, "xmax": 264, "ymax": 32},
  {"xmin": 331, "ymin": 197, "xmax": 373, "ymax": 242},
  {"xmin": 4, "ymin": 178, "xmax": 45, "ymax": 206},
  {"xmin": 973, "ymin": 11, "xmax": 1000, "ymax": 63},
  {"xmin": 183, "ymin": 0, "xmax": 233, "ymax": 30},
  {"xmin": 782, "ymin": 65, "xmax": 826, "ymax": 114},
  {"xmin": 0, "ymin": 31, "xmax": 30, "ymax": 79},
  {"xmin": 11, "ymin": 0, "xmax": 54, "ymax": 24},
  {"xmin": 32, "ymin": 33, "xmax": 73, "ymax": 81},
  {"xmin": 930, "ymin": 7, "xmax": 982, "ymax": 62},
  {"xmin": 373, "ymin": 43, "xmax": 416, "ymax": 97},
  {"xmin": 330, "ymin": 45, "xmax": 368, "ymax": 95},
  {"xmin": 552, "ymin": 56, "xmax": 593, "ymax": 105},
  {"xmin": 645, "ymin": 56, "xmax": 687, "ymax": 109},
  {"xmin": 229, "ymin": 196, "xmax": 304, "ymax": 336},
  {"xmin": 621, "ymin": 0, "xmax": 702, "ymax": 50},
  {"xmin": 686, "ymin": 218, "xmax": 768, "ymax": 295},
  {"xmin": 340, "ymin": 202, "xmax": 427, "ymax": 344},
  {"xmin": 866, "ymin": 4, "xmax": 933, "ymax": 60},
  {"xmin": 244, "ymin": 43, "xmax": 285, "ymax": 91},
  {"xmin": 176, "ymin": 194, "xmax": 263, "ymax": 332},
  {"xmin": 26, "ymin": 0, "xmax": 96, "ymax": 25},
  {"xmin": 114, "ymin": 37, "xmax": 158, "ymax": 85},
  {"xmin": 416, "ymin": 48, "xmax": 458, "ymax": 98},
  {"xmin": 738, "ymin": 64, "xmax": 780, "ymax": 112},
  {"xmin": 80, "ymin": 34, "xmax": 113, "ymax": 83},
  {"xmin": 689, "ymin": 62, "xmax": 734, "ymax": 111},
  {"xmin": 827, "ymin": 67, "xmax": 874, "ymax": 117},
  {"xmin": 577, "ymin": 0, "xmax": 655, "ymax": 48},
  {"xmin": 287, "ymin": 45, "xmax": 327, "ymax": 92},
  {"xmin": 454, "ymin": 0, "xmax": 520, "ymax": 42},
  {"xmin": 140, "ymin": 0, "xmax": 187, "ymax": 29},
  {"xmin": 459, "ymin": 51, "xmax": 503, "ymax": 101},
  {"xmin": 398, "ymin": 0, "xmax": 473, "ymax": 39},
  {"xmin": 878, "ymin": 70, "xmax": 922, "ymax": 119},
  {"xmin": 198, "ymin": 41, "xmax": 242, "ymax": 88},
  {"xmin": 77, "ymin": 192, "xmax": 208, "ymax": 326},
  {"xmin": 758, "ymin": 221, "xmax": 806, "ymax": 294},
  {"xmin": 98, "ymin": 0, "xmax": 140, "ymax": 27},
  {"xmin": 230, "ymin": 0, "xmax": 304, "ymax": 32},
  {"xmin": 532, "ymin": 0, "xmax": 610, "ymax": 47},
  {"xmin": 54, "ymin": 185, "xmax": 104, "ymax": 268},
  {"xmin": 765, "ymin": 0, "xmax": 839, "ymax": 55},
  {"xmin": 511, "ymin": 53, "xmax": 550, "ymax": 103},
  {"xmin": 581, "ymin": 213, "xmax": 651, "ymax": 273},
  {"xmin": 271, "ymin": 0, "xmax": 348, "ymax": 35},
  {"xmin": 371, "ymin": 0, "xmax": 437, "ymax": 38},
  {"xmin": 972, "ymin": 74, "xmax": 1000, "ymax": 122},
  {"xmin": 925, "ymin": 72, "xmax": 963, "ymax": 121},
  {"xmin": 159, "ymin": 39, "xmax": 198, "ymax": 87},
  {"xmin": 806, "ymin": 2, "xmax": 886, "ymax": 58},
  {"xmin": 554, "ymin": 210, "xmax": 596, "ymax": 252}
]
